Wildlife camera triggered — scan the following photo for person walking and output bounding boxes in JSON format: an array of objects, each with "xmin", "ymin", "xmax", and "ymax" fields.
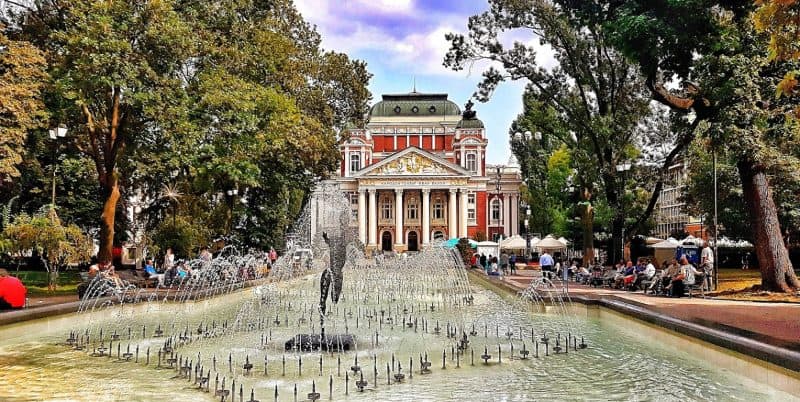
[
  {"xmin": 509, "ymin": 252, "xmax": 517, "ymax": 275},
  {"xmin": 479, "ymin": 253, "xmax": 487, "ymax": 272},
  {"xmin": 269, "ymin": 247, "xmax": 278, "ymax": 266},
  {"xmin": 500, "ymin": 251, "xmax": 509, "ymax": 275},
  {"xmin": 539, "ymin": 251, "xmax": 554, "ymax": 280}
]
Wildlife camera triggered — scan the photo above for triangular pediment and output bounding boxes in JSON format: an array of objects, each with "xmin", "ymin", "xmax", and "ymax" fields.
[{"xmin": 354, "ymin": 147, "xmax": 470, "ymax": 177}]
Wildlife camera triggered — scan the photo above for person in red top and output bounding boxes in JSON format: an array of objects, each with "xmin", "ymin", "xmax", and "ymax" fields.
[{"xmin": 0, "ymin": 268, "xmax": 27, "ymax": 310}]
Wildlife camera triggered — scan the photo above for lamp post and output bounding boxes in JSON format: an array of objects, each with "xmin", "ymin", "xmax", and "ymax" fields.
[
  {"xmin": 47, "ymin": 126, "xmax": 68, "ymax": 210},
  {"xmin": 615, "ymin": 162, "xmax": 631, "ymax": 263},
  {"xmin": 226, "ymin": 188, "xmax": 238, "ymax": 234}
]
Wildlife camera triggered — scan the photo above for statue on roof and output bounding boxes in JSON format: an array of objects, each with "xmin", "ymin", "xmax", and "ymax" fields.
[{"xmin": 462, "ymin": 99, "xmax": 477, "ymax": 119}]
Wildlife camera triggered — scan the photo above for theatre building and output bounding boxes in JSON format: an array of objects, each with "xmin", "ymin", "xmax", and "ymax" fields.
[{"xmin": 324, "ymin": 91, "xmax": 521, "ymax": 253}]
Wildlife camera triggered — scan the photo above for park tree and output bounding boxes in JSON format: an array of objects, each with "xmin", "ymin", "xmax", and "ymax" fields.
[
  {"xmin": 446, "ymin": 0, "xmax": 687, "ymax": 265},
  {"xmin": 10, "ymin": 0, "xmax": 196, "ymax": 264},
  {"xmin": 561, "ymin": 0, "xmax": 800, "ymax": 291},
  {"xmin": 0, "ymin": 28, "xmax": 48, "ymax": 186},
  {"xmin": 2, "ymin": 208, "xmax": 92, "ymax": 289}
]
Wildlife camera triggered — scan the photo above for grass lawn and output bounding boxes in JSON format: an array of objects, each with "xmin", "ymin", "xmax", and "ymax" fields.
[{"xmin": 9, "ymin": 270, "xmax": 82, "ymax": 297}]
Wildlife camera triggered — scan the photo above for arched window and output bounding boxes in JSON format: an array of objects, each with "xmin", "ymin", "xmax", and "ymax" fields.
[
  {"xmin": 491, "ymin": 198, "xmax": 502, "ymax": 224},
  {"xmin": 466, "ymin": 152, "xmax": 477, "ymax": 173},
  {"xmin": 381, "ymin": 196, "xmax": 393, "ymax": 220},
  {"xmin": 432, "ymin": 197, "xmax": 444, "ymax": 220},
  {"xmin": 407, "ymin": 197, "xmax": 418, "ymax": 220},
  {"xmin": 350, "ymin": 153, "xmax": 361, "ymax": 172}
]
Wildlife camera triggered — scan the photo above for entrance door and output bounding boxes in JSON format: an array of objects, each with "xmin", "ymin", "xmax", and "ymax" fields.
[
  {"xmin": 407, "ymin": 231, "xmax": 418, "ymax": 252},
  {"xmin": 381, "ymin": 231, "xmax": 393, "ymax": 252}
]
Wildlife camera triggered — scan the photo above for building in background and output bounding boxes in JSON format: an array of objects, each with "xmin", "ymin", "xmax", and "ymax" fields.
[
  {"xmin": 653, "ymin": 158, "xmax": 707, "ymax": 240},
  {"xmin": 323, "ymin": 91, "xmax": 521, "ymax": 254}
]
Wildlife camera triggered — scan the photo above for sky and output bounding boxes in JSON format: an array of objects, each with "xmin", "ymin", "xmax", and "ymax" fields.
[{"xmin": 294, "ymin": 0, "xmax": 531, "ymax": 164}]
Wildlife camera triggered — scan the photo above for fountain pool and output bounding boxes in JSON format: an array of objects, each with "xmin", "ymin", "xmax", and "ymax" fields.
[
  {"xmin": 1, "ymin": 188, "xmax": 797, "ymax": 401},
  {"xmin": 1, "ymin": 256, "xmax": 798, "ymax": 401}
]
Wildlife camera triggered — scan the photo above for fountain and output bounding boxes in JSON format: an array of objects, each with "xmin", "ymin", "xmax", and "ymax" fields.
[{"xmin": 0, "ymin": 183, "xmax": 798, "ymax": 401}]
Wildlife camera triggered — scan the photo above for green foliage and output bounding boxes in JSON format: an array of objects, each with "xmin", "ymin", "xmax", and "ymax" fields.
[
  {"xmin": 1, "ymin": 208, "xmax": 93, "ymax": 272},
  {"xmin": 151, "ymin": 215, "xmax": 210, "ymax": 260},
  {"xmin": 6, "ymin": 0, "xmax": 372, "ymax": 254},
  {"xmin": 455, "ymin": 238, "xmax": 473, "ymax": 266},
  {"xmin": 0, "ymin": 30, "xmax": 48, "ymax": 185}
]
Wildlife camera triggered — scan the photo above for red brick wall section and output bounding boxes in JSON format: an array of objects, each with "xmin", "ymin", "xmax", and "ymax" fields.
[
  {"xmin": 476, "ymin": 191, "xmax": 487, "ymax": 234},
  {"xmin": 410, "ymin": 135, "xmax": 420, "ymax": 148},
  {"xmin": 444, "ymin": 135, "xmax": 453, "ymax": 151},
  {"xmin": 422, "ymin": 135, "xmax": 432, "ymax": 150},
  {"xmin": 397, "ymin": 136, "xmax": 407, "ymax": 150},
  {"xmin": 373, "ymin": 136, "xmax": 384, "ymax": 152}
]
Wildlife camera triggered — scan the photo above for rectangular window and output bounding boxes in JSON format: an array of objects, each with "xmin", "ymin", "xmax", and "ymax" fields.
[
  {"xmin": 432, "ymin": 198, "xmax": 444, "ymax": 220},
  {"xmin": 381, "ymin": 198, "xmax": 393, "ymax": 220},
  {"xmin": 350, "ymin": 193, "xmax": 359, "ymax": 218},
  {"xmin": 467, "ymin": 193, "xmax": 476, "ymax": 224}
]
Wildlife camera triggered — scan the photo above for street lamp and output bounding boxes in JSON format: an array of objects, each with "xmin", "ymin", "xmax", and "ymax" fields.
[
  {"xmin": 615, "ymin": 162, "xmax": 632, "ymax": 262},
  {"xmin": 226, "ymin": 188, "xmax": 238, "ymax": 234},
  {"xmin": 48, "ymin": 126, "xmax": 68, "ymax": 210}
]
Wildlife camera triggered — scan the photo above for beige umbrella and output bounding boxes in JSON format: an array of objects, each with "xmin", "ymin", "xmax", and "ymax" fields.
[{"xmin": 536, "ymin": 235, "xmax": 566, "ymax": 251}]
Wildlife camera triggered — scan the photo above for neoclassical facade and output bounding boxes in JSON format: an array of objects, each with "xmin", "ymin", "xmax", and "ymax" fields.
[{"xmin": 325, "ymin": 91, "xmax": 521, "ymax": 253}]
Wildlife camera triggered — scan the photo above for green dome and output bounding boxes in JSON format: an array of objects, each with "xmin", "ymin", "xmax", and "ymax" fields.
[
  {"xmin": 456, "ymin": 118, "xmax": 484, "ymax": 129},
  {"xmin": 369, "ymin": 92, "xmax": 461, "ymax": 118}
]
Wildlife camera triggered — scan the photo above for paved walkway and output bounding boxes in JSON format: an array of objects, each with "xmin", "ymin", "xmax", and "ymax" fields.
[{"xmin": 493, "ymin": 269, "xmax": 800, "ymax": 350}]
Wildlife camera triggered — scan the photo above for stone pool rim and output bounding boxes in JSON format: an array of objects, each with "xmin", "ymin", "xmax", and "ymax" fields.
[{"xmin": 466, "ymin": 269, "xmax": 800, "ymax": 375}]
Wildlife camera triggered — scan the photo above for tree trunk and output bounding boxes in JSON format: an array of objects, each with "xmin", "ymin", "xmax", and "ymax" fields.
[
  {"xmin": 737, "ymin": 160, "xmax": 799, "ymax": 292},
  {"xmin": 581, "ymin": 203, "xmax": 594, "ymax": 266},
  {"xmin": 610, "ymin": 215, "xmax": 624, "ymax": 266},
  {"xmin": 97, "ymin": 173, "xmax": 120, "ymax": 264}
]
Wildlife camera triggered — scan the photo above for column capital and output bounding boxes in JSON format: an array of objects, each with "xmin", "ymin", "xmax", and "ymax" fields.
[
  {"xmin": 358, "ymin": 188, "xmax": 366, "ymax": 194},
  {"xmin": 449, "ymin": 188, "xmax": 457, "ymax": 194},
  {"xmin": 395, "ymin": 188, "xmax": 404, "ymax": 194},
  {"xmin": 367, "ymin": 188, "xmax": 376, "ymax": 194},
  {"xmin": 421, "ymin": 188, "xmax": 431, "ymax": 195}
]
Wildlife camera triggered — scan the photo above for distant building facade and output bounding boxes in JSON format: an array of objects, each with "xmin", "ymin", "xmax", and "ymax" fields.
[
  {"xmin": 323, "ymin": 91, "xmax": 521, "ymax": 253},
  {"xmin": 653, "ymin": 158, "xmax": 706, "ymax": 239}
]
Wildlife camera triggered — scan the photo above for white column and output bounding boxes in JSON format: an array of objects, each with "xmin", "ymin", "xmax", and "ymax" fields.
[
  {"xmin": 503, "ymin": 193, "xmax": 510, "ymax": 236},
  {"xmin": 343, "ymin": 147, "xmax": 349, "ymax": 177},
  {"xmin": 509, "ymin": 194, "xmax": 518, "ymax": 236},
  {"xmin": 357, "ymin": 189, "xmax": 366, "ymax": 244},
  {"xmin": 422, "ymin": 189, "xmax": 431, "ymax": 245},
  {"xmin": 395, "ymin": 189, "xmax": 404, "ymax": 247},
  {"xmin": 368, "ymin": 189, "xmax": 377, "ymax": 247},
  {"xmin": 448, "ymin": 189, "xmax": 457, "ymax": 239},
  {"xmin": 459, "ymin": 189, "xmax": 469, "ymax": 238}
]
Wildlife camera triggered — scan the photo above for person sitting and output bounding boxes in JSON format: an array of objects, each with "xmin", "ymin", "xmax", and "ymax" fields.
[
  {"xmin": 668, "ymin": 256, "xmax": 702, "ymax": 297},
  {"xmin": 615, "ymin": 261, "xmax": 634, "ymax": 289},
  {"xmin": 633, "ymin": 258, "xmax": 656, "ymax": 290},
  {"xmin": 0, "ymin": 269, "xmax": 27, "ymax": 310},
  {"xmin": 177, "ymin": 261, "xmax": 191, "ymax": 280},
  {"xmin": 575, "ymin": 265, "xmax": 590, "ymax": 284},
  {"xmin": 144, "ymin": 259, "xmax": 157, "ymax": 277},
  {"xmin": 164, "ymin": 263, "xmax": 180, "ymax": 286}
]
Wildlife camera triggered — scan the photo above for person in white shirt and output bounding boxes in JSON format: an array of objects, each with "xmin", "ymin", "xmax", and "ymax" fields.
[{"xmin": 700, "ymin": 243, "xmax": 714, "ymax": 289}]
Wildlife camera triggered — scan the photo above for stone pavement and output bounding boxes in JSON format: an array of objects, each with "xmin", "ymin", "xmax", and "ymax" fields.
[{"xmin": 492, "ymin": 269, "xmax": 800, "ymax": 350}]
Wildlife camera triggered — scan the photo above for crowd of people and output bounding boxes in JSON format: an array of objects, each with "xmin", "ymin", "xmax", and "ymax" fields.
[
  {"xmin": 472, "ymin": 251, "xmax": 519, "ymax": 277},
  {"xmin": 470, "ymin": 242, "xmax": 714, "ymax": 299}
]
